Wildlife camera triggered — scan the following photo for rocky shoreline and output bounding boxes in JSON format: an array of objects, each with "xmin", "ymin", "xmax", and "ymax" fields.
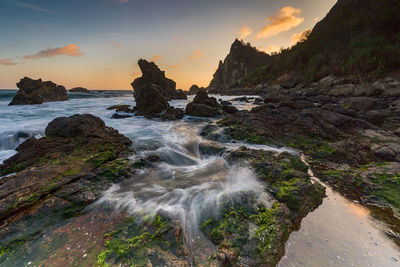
[{"xmin": 209, "ymin": 74, "xmax": 400, "ymax": 242}]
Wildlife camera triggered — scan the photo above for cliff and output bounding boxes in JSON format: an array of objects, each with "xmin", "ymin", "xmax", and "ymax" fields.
[{"xmin": 208, "ymin": 39, "xmax": 270, "ymax": 90}]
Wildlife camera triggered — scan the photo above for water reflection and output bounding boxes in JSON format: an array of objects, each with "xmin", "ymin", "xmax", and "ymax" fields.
[{"xmin": 278, "ymin": 160, "xmax": 400, "ymax": 267}]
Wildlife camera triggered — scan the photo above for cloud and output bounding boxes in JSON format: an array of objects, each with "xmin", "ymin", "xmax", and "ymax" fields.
[
  {"xmin": 151, "ymin": 55, "xmax": 162, "ymax": 62},
  {"xmin": 0, "ymin": 58, "xmax": 17, "ymax": 66},
  {"xmin": 187, "ymin": 50, "xmax": 205, "ymax": 60},
  {"xmin": 23, "ymin": 44, "xmax": 84, "ymax": 60},
  {"xmin": 258, "ymin": 45, "xmax": 281, "ymax": 55},
  {"xmin": 291, "ymin": 29, "xmax": 311, "ymax": 44},
  {"xmin": 112, "ymin": 42, "xmax": 123, "ymax": 48},
  {"xmin": 9, "ymin": 0, "xmax": 52, "ymax": 12},
  {"xmin": 169, "ymin": 64, "xmax": 181, "ymax": 69},
  {"xmin": 238, "ymin": 26, "xmax": 252, "ymax": 39},
  {"xmin": 256, "ymin": 6, "xmax": 304, "ymax": 39}
]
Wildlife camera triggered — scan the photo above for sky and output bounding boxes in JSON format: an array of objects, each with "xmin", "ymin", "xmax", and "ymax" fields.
[{"xmin": 0, "ymin": 0, "xmax": 336, "ymax": 90}]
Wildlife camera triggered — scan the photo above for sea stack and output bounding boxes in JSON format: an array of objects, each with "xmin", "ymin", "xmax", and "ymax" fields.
[
  {"xmin": 9, "ymin": 77, "xmax": 69, "ymax": 105},
  {"xmin": 131, "ymin": 59, "xmax": 187, "ymax": 100}
]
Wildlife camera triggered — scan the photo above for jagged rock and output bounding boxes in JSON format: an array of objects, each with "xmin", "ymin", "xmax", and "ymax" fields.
[
  {"xmin": 69, "ymin": 87, "xmax": 89, "ymax": 93},
  {"xmin": 131, "ymin": 59, "xmax": 187, "ymax": 100},
  {"xmin": 9, "ymin": 77, "xmax": 69, "ymax": 105},
  {"xmin": 192, "ymin": 90, "xmax": 219, "ymax": 108},
  {"xmin": 185, "ymin": 90, "xmax": 223, "ymax": 117},
  {"xmin": 208, "ymin": 39, "xmax": 270, "ymax": 90},
  {"xmin": 134, "ymin": 83, "xmax": 170, "ymax": 116}
]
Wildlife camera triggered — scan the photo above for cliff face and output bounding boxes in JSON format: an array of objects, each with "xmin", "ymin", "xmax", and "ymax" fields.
[
  {"xmin": 212, "ymin": 0, "xmax": 400, "ymax": 89},
  {"xmin": 208, "ymin": 39, "xmax": 270, "ymax": 90}
]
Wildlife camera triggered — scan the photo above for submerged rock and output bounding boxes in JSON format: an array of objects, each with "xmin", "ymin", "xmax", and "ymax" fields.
[
  {"xmin": 131, "ymin": 59, "xmax": 187, "ymax": 100},
  {"xmin": 9, "ymin": 77, "xmax": 69, "ymax": 105}
]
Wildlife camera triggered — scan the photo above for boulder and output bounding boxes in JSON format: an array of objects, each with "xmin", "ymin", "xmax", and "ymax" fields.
[
  {"xmin": 186, "ymin": 103, "xmax": 221, "ymax": 117},
  {"xmin": 222, "ymin": 105, "xmax": 239, "ymax": 114},
  {"xmin": 131, "ymin": 59, "xmax": 187, "ymax": 100},
  {"xmin": 9, "ymin": 77, "xmax": 69, "ymax": 105},
  {"xmin": 69, "ymin": 87, "xmax": 89, "ymax": 93},
  {"xmin": 159, "ymin": 107, "xmax": 185, "ymax": 121}
]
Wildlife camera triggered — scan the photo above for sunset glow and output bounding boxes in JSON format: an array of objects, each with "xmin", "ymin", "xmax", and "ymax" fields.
[{"xmin": 0, "ymin": 0, "xmax": 336, "ymax": 90}]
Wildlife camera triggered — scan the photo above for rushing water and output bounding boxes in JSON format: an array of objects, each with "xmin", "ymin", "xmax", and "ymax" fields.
[{"xmin": 0, "ymin": 89, "xmax": 399, "ymax": 266}]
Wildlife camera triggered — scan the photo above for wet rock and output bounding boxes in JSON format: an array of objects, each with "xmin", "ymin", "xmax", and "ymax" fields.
[
  {"xmin": 69, "ymin": 87, "xmax": 89, "ymax": 93},
  {"xmin": 0, "ymin": 114, "xmax": 132, "ymax": 222},
  {"xmin": 9, "ymin": 77, "xmax": 69, "ymax": 105},
  {"xmin": 131, "ymin": 59, "xmax": 187, "ymax": 100},
  {"xmin": 222, "ymin": 105, "xmax": 239, "ymax": 114},
  {"xmin": 159, "ymin": 107, "xmax": 185, "ymax": 121},
  {"xmin": 329, "ymin": 84, "xmax": 356, "ymax": 96},
  {"xmin": 107, "ymin": 105, "xmax": 135, "ymax": 113},
  {"xmin": 135, "ymin": 83, "xmax": 170, "ymax": 116},
  {"xmin": 185, "ymin": 90, "xmax": 222, "ymax": 117},
  {"xmin": 111, "ymin": 113, "xmax": 133, "ymax": 119},
  {"xmin": 342, "ymin": 97, "xmax": 388, "ymax": 111},
  {"xmin": 220, "ymin": 100, "xmax": 232, "ymax": 106}
]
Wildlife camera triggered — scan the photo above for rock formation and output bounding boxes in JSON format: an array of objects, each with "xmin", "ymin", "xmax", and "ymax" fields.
[
  {"xmin": 134, "ymin": 83, "xmax": 184, "ymax": 120},
  {"xmin": 208, "ymin": 39, "xmax": 270, "ymax": 91},
  {"xmin": 0, "ymin": 114, "xmax": 132, "ymax": 221},
  {"xmin": 131, "ymin": 59, "xmax": 187, "ymax": 100},
  {"xmin": 187, "ymin": 84, "xmax": 203, "ymax": 95},
  {"xmin": 9, "ymin": 77, "xmax": 69, "ymax": 105},
  {"xmin": 185, "ymin": 90, "xmax": 222, "ymax": 117},
  {"xmin": 69, "ymin": 87, "xmax": 90, "ymax": 93}
]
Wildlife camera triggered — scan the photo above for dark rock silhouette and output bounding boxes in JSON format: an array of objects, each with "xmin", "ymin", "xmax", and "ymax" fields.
[
  {"xmin": 9, "ymin": 77, "xmax": 69, "ymax": 105},
  {"xmin": 69, "ymin": 87, "xmax": 90, "ymax": 93},
  {"xmin": 131, "ymin": 59, "xmax": 187, "ymax": 100},
  {"xmin": 185, "ymin": 90, "xmax": 222, "ymax": 117}
]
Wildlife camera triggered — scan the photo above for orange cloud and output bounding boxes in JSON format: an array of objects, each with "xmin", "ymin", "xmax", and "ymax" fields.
[
  {"xmin": 169, "ymin": 64, "xmax": 181, "ymax": 69},
  {"xmin": 152, "ymin": 55, "xmax": 162, "ymax": 62},
  {"xmin": 0, "ymin": 58, "xmax": 17, "ymax": 66},
  {"xmin": 291, "ymin": 29, "xmax": 311, "ymax": 44},
  {"xmin": 187, "ymin": 50, "xmax": 205, "ymax": 60},
  {"xmin": 23, "ymin": 44, "xmax": 84, "ymax": 59},
  {"xmin": 256, "ymin": 6, "xmax": 304, "ymax": 39},
  {"xmin": 238, "ymin": 26, "xmax": 252, "ymax": 39},
  {"xmin": 112, "ymin": 42, "xmax": 123, "ymax": 48}
]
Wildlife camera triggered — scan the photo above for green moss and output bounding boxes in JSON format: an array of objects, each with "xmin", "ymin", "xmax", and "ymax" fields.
[
  {"xmin": 250, "ymin": 203, "xmax": 281, "ymax": 254},
  {"xmin": 96, "ymin": 215, "xmax": 176, "ymax": 266},
  {"xmin": 101, "ymin": 158, "xmax": 130, "ymax": 181},
  {"xmin": 87, "ymin": 146, "xmax": 118, "ymax": 168}
]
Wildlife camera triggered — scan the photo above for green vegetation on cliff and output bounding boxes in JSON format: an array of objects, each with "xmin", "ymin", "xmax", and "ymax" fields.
[{"xmin": 240, "ymin": 0, "xmax": 400, "ymax": 85}]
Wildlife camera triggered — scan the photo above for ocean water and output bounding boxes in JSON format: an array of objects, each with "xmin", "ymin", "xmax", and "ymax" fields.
[{"xmin": 0, "ymin": 90, "xmax": 399, "ymax": 266}]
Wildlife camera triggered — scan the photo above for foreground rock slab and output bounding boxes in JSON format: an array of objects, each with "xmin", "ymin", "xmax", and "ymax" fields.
[{"xmin": 9, "ymin": 77, "xmax": 69, "ymax": 105}]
